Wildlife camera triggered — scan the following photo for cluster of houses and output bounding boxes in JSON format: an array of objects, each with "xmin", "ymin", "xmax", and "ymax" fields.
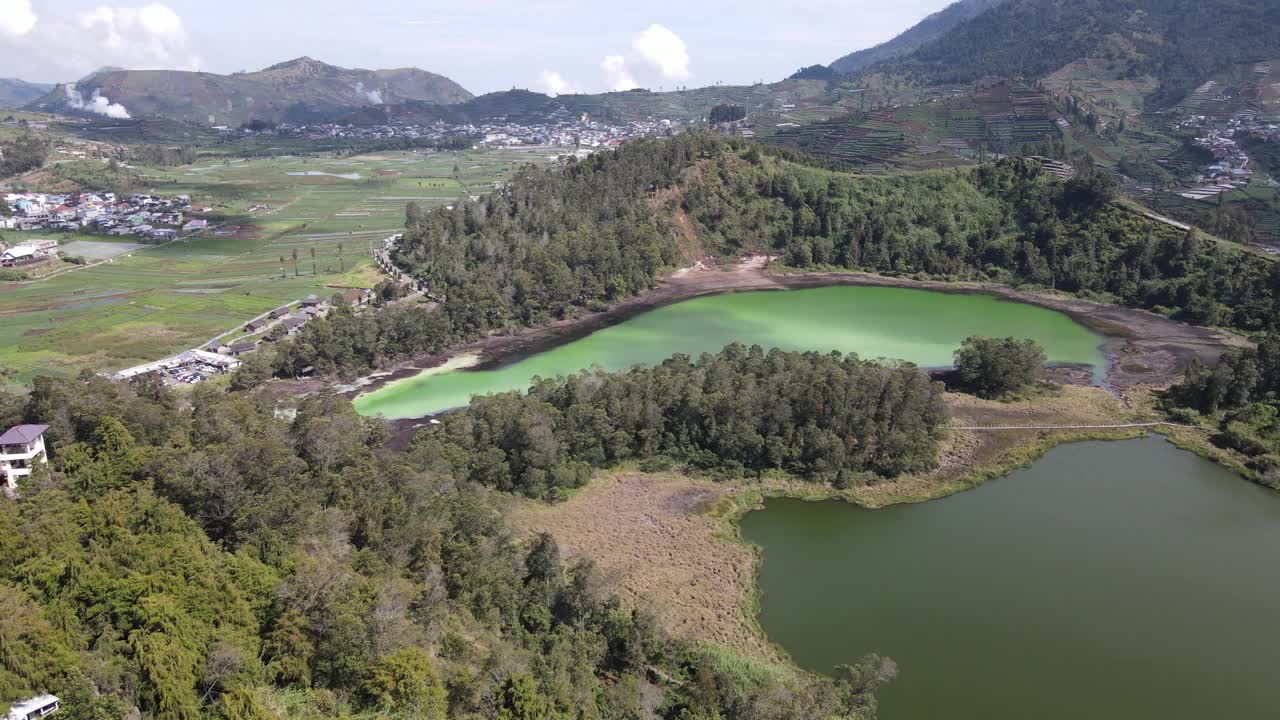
[
  {"xmin": 107, "ymin": 288, "xmax": 374, "ymax": 386},
  {"xmin": 1173, "ymin": 112, "xmax": 1263, "ymax": 200},
  {"xmin": 219, "ymin": 115, "xmax": 680, "ymax": 150},
  {"xmin": 1, "ymin": 191, "xmax": 206, "ymax": 241}
]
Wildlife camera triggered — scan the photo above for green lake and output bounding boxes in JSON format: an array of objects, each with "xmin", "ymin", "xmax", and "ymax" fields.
[
  {"xmin": 354, "ymin": 285, "xmax": 1105, "ymax": 419},
  {"xmin": 740, "ymin": 436, "xmax": 1280, "ymax": 720}
]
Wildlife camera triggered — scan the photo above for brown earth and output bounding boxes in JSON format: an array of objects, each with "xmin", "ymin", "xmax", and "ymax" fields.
[
  {"xmin": 343, "ymin": 260, "xmax": 1243, "ymax": 447},
  {"xmin": 508, "ymin": 385, "xmax": 1175, "ymax": 661}
]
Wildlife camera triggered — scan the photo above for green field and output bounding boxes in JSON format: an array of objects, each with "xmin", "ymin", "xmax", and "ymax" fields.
[{"xmin": 0, "ymin": 148, "xmax": 541, "ymax": 387}]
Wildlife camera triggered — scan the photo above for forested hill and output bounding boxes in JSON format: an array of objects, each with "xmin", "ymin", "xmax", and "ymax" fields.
[
  {"xmin": 869, "ymin": 0, "xmax": 1280, "ymax": 105},
  {"xmin": 829, "ymin": 0, "xmax": 1005, "ymax": 74},
  {"xmin": 0, "ymin": 367, "xmax": 898, "ymax": 719},
  {"xmin": 25, "ymin": 57, "xmax": 472, "ymax": 125},
  {"xmin": 270, "ymin": 134, "xmax": 1280, "ymax": 381}
]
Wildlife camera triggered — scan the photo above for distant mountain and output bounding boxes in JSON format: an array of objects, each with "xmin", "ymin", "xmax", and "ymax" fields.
[
  {"xmin": 874, "ymin": 0, "xmax": 1280, "ymax": 105},
  {"xmin": 25, "ymin": 57, "xmax": 472, "ymax": 125},
  {"xmin": 0, "ymin": 78, "xmax": 54, "ymax": 110},
  {"xmin": 830, "ymin": 0, "xmax": 1005, "ymax": 74}
]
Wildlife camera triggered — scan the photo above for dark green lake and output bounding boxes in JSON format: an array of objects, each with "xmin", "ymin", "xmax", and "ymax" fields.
[
  {"xmin": 740, "ymin": 436, "xmax": 1280, "ymax": 719},
  {"xmin": 355, "ymin": 285, "xmax": 1104, "ymax": 419}
]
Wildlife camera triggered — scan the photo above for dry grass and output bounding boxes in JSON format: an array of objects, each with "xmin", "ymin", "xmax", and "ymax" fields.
[
  {"xmin": 507, "ymin": 384, "xmax": 1170, "ymax": 663},
  {"xmin": 507, "ymin": 471, "xmax": 782, "ymax": 661}
]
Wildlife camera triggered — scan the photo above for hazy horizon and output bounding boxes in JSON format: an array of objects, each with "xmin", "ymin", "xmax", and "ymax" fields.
[{"xmin": 1, "ymin": 0, "xmax": 954, "ymax": 93}]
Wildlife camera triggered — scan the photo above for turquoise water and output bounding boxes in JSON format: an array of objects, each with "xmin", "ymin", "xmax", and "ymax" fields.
[{"xmin": 355, "ymin": 285, "xmax": 1105, "ymax": 419}]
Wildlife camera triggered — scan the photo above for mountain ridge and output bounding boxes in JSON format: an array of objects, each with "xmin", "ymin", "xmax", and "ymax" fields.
[
  {"xmin": 0, "ymin": 78, "xmax": 54, "ymax": 110},
  {"xmin": 25, "ymin": 58, "xmax": 472, "ymax": 125},
  {"xmin": 830, "ymin": 0, "xmax": 1006, "ymax": 74}
]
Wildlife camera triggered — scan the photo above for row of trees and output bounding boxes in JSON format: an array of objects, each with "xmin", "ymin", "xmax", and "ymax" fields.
[
  {"xmin": 414, "ymin": 344, "xmax": 947, "ymax": 499},
  {"xmin": 1166, "ymin": 331, "xmax": 1280, "ymax": 484},
  {"xmin": 0, "ymin": 372, "xmax": 897, "ymax": 720}
]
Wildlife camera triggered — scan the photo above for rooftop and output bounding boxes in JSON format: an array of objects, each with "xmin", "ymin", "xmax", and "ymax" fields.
[{"xmin": 0, "ymin": 425, "xmax": 48, "ymax": 445}]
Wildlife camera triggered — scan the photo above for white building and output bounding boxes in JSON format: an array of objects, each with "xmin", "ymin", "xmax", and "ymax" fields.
[
  {"xmin": 0, "ymin": 425, "xmax": 49, "ymax": 492},
  {"xmin": 5, "ymin": 694, "xmax": 60, "ymax": 720}
]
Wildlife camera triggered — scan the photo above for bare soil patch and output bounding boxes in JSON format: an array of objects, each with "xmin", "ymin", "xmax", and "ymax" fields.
[{"xmin": 509, "ymin": 385, "xmax": 1172, "ymax": 663}]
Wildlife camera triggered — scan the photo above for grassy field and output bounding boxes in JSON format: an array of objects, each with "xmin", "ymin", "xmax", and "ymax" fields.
[{"xmin": 0, "ymin": 148, "xmax": 542, "ymax": 387}]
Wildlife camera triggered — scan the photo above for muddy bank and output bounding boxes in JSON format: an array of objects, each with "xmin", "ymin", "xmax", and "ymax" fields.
[{"xmin": 350, "ymin": 261, "xmax": 1240, "ymax": 413}]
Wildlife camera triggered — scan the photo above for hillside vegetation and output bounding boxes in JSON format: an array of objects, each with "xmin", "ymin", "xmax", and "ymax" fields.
[
  {"xmin": 272, "ymin": 135, "xmax": 1278, "ymax": 379},
  {"xmin": 0, "ymin": 369, "xmax": 897, "ymax": 720},
  {"xmin": 26, "ymin": 58, "xmax": 472, "ymax": 126},
  {"xmin": 872, "ymin": 0, "xmax": 1280, "ymax": 105},
  {"xmin": 829, "ymin": 0, "xmax": 1006, "ymax": 74}
]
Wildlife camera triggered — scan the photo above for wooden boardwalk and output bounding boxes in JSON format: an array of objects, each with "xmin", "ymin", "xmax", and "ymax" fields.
[{"xmin": 946, "ymin": 422, "xmax": 1193, "ymax": 431}]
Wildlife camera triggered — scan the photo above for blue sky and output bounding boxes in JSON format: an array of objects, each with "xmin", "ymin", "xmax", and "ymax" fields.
[{"xmin": 1, "ymin": 0, "xmax": 954, "ymax": 92}]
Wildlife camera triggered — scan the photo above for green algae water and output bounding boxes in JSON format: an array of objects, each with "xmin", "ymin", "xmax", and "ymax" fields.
[
  {"xmin": 740, "ymin": 436, "xmax": 1280, "ymax": 720},
  {"xmin": 354, "ymin": 285, "xmax": 1105, "ymax": 419}
]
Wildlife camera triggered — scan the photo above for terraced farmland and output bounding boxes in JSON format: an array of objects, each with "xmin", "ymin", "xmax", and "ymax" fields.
[{"xmin": 0, "ymin": 148, "xmax": 540, "ymax": 386}]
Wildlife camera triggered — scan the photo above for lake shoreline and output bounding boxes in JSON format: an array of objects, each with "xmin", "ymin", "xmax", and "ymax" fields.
[
  {"xmin": 509, "ymin": 383, "xmax": 1196, "ymax": 664},
  {"xmin": 339, "ymin": 259, "xmax": 1241, "ymax": 446}
]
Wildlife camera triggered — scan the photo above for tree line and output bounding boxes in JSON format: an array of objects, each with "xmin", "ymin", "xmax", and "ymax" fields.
[
  {"xmin": 413, "ymin": 344, "xmax": 947, "ymax": 500},
  {"xmin": 1166, "ymin": 331, "xmax": 1280, "ymax": 487},
  {"xmin": 0, "ymin": 372, "xmax": 897, "ymax": 720}
]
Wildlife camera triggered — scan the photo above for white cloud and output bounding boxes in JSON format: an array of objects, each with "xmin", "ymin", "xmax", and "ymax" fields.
[
  {"xmin": 0, "ymin": 0, "xmax": 37, "ymax": 36},
  {"xmin": 600, "ymin": 54, "xmax": 637, "ymax": 92},
  {"xmin": 538, "ymin": 70, "xmax": 573, "ymax": 96},
  {"xmin": 63, "ymin": 85, "xmax": 131, "ymax": 118},
  {"xmin": 5, "ymin": 3, "xmax": 200, "ymax": 82},
  {"xmin": 632, "ymin": 23, "xmax": 690, "ymax": 80}
]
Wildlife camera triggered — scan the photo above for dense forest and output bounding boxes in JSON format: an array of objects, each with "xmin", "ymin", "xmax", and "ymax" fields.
[
  {"xmin": 873, "ymin": 0, "xmax": 1280, "ymax": 105},
  {"xmin": 395, "ymin": 135, "xmax": 710, "ymax": 328},
  {"xmin": 680, "ymin": 145, "xmax": 1280, "ymax": 332},
  {"xmin": 413, "ymin": 345, "xmax": 946, "ymax": 499},
  {"xmin": 0, "ymin": 134, "xmax": 47, "ymax": 179},
  {"xmin": 1166, "ymin": 331, "xmax": 1280, "ymax": 485},
  {"xmin": 272, "ymin": 134, "xmax": 1278, "ymax": 380},
  {"xmin": 0, "ymin": 373, "xmax": 896, "ymax": 720}
]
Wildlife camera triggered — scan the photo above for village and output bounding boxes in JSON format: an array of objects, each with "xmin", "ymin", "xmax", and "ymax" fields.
[
  {"xmin": 0, "ymin": 190, "xmax": 209, "ymax": 265},
  {"xmin": 105, "ymin": 233, "xmax": 421, "ymax": 388},
  {"xmin": 220, "ymin": 114, "xmax": 682, "ymax": 151},
  {"xmin": 1172, "ymin": 109, "xmax": 1273, "ymax": 200}
]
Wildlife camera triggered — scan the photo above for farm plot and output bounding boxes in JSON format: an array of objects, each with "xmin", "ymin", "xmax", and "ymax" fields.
[{"xmin": 0, "ymin": 148, "xmax": 539, "ymax": 387}]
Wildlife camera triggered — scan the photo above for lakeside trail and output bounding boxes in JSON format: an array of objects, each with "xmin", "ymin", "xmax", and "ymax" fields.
[{"xmin": 946, "ymin": 421, "xmax": 1195, "ymax": 431}]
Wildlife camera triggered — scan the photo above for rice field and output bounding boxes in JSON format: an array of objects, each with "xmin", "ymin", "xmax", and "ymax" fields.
[{"xmin": 0, "ymin": 148, "xmax": 542, "ymax": 387}]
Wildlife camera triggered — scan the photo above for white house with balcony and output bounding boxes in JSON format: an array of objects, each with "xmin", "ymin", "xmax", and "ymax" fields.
[{"xmin": 0, "ymin": 424, "xmax": 49, "ymax": 493}]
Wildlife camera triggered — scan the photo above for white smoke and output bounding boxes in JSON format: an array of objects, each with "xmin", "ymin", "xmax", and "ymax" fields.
[
  {"xmin": 0, "ymin": 0, "xmax": 37, "ymax": 36},
  {"xmin": 63, "ymin": 85, "xmax": 132, "ymax": 118},
  {"xmin": 632, "ymin": 24, "xmax": 690, "ymax": 81},
  {"xmin": 539, "ymin": 70, "xmax": 573, "ymax": 97},
  {"xmin": 600, "ymin": 55, "xmax": 637, "ymax": 92},
  {"xmin": 354, "ymin": 81, "xmax": 384, "ymax": 105}
]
